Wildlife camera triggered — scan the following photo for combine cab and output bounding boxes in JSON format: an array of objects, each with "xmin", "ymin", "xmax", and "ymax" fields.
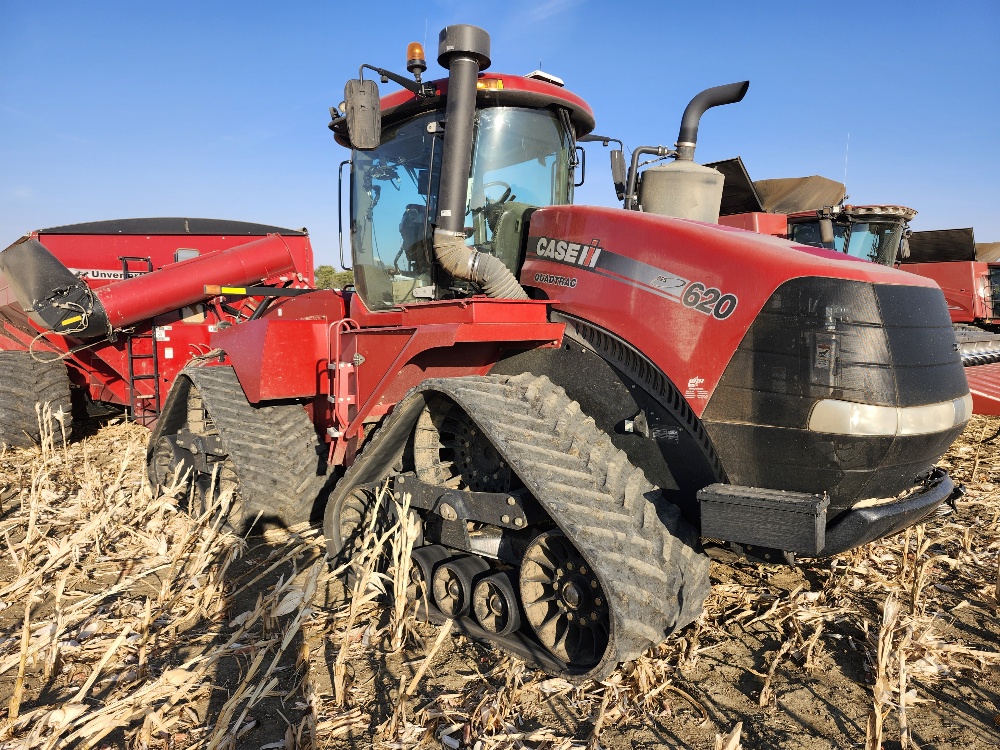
[{"xmin": 0, "ymin": 25, "xmax": 972, "ymax": 680}]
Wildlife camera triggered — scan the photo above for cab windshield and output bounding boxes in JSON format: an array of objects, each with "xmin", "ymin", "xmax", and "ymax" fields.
[
  {"xmin": 790, "ymin": 218, "xmax": 905, "ymax": 266},
  {"xmin": 351, "ymin": 106, "xmax": 571, "ymax": 310}
]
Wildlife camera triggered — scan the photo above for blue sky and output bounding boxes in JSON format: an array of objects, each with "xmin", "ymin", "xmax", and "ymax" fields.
[{"xmin": 2, "ymin": 1, "xmax": 997, "ymax": 267}]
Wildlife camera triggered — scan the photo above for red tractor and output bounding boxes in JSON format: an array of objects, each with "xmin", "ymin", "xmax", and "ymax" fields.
[{"xmin": 0, "ymin": 25, "xmax": 971, "ymax": 681}]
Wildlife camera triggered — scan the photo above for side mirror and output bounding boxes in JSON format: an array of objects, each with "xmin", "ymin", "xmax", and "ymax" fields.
[
  {"xmin": 344, "ymin": 79, "xmax": 381, "ymax": 150},
  {"xmin": 610, "ymin": 149, "xmax": 627, "ymax": 201},
  {"xmin": 819, "ymin": 217, "xmax": 835, "ymax": 246},
  {"xmin": 899, "ymin": 236, "xmax": 911, "ymax": 259}
]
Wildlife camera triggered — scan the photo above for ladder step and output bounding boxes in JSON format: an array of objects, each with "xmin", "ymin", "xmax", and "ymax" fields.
[
  {"xmin": 130, "ymin": 354, "xmax": 155, "ymax": 359},
  {"xmin": 132, "ymin": 374, "xmax": 158, "ymax": 381}
]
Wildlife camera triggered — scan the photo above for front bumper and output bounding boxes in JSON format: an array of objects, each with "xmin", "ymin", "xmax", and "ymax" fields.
[
  {"xmin": 817, "ymin": 468, "xmax": 954, "ymax": 556},
  {"xmin": 698, "ymin": 468, "xmax": 955, "ymax": 558}
]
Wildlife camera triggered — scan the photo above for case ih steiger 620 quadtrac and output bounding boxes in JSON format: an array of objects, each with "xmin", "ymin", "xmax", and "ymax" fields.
[{"xmin": 0, "ymin": 24, "xmax": 973, "ymax": 681}]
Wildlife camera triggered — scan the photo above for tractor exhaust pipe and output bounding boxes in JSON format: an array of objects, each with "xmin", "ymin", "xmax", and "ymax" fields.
[
  {"xmin": 675, "ymin": 81, "xmax": 749, "ymax": 161},
  {"xmin": 432, "ymin": 24, "xmax": 528, "ymax": 300}
]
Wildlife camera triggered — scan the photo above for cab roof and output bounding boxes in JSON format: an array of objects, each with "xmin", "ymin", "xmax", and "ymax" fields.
[{"xmin": 331, "ymin": 72, "xmax": 595, "ymax": 147}]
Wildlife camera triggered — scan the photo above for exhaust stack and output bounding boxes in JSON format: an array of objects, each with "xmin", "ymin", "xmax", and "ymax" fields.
[
  {"xmin": 431, "ymin": 24, "xmax": 528, "ymax": 300},
  {"xmin": 0, "ymin": 234, "xmax": 299, "ymax": 339},
  {"xmin": 675, "ymin": 80, "xmax": 749, "ymax": 162}
]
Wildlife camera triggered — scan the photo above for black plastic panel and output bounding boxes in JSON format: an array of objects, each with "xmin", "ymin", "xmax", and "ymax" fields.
[{"xmin": 704, "ymin": 277, "xmax": 968, "ymax": 509}]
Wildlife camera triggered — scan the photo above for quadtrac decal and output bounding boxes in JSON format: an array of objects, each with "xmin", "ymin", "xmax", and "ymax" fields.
[{"xmin": 529, "ymin": 235, "xmax": 738, "ymax": 320}]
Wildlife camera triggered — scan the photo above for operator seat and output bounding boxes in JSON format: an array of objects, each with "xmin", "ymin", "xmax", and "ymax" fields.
[{"xmin": 486, "ymin": 201, "xmax": 533, "ymax": 274}]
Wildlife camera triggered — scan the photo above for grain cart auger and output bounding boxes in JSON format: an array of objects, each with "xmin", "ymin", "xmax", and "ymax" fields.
[
  {"xmin": 31, "ymin": 23, "xmax": 956, "ymax": 680},
  {"xmin": 0, "ymin": 219, "xmax": 328, "ymax": 531}
]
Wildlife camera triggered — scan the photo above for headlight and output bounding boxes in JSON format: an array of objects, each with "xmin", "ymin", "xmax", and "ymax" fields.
[{"xmin": 808, "ymin": 394, "xmax": 972, "ymax": 436}]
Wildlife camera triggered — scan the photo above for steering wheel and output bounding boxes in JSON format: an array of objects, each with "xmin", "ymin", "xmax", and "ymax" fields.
[{"xmin": 481, "ymin": 180, "xmax": 512, "ymax": 205}]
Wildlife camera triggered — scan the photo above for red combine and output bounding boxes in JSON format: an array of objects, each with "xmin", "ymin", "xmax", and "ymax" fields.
[{"xmin": 0, "ymin": 25, "xmax": 972, "ymax": 681}]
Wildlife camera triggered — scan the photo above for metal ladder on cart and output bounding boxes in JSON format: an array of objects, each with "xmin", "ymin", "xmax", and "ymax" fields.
[{"xmin": 120, "ymin": 257, "xmax": 162, "ymax": 426}]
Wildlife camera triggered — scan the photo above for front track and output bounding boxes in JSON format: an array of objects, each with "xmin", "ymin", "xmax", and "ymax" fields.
[{"xmin": 325, "ymin": 373, "xmax": 710, "ymax": 681}]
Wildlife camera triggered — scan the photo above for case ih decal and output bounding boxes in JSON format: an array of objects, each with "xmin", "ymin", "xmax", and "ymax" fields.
[
  {"xmin": 533, "ymin": 237, "xmax": 603, "ymax": 267},
  {"xmin": 530, "ymin": 235, "xmax": 738, "ymax": 320}
]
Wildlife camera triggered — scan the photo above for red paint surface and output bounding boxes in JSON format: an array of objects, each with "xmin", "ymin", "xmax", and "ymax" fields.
[
  {"xmin": 965, "ymin": 362, "xmax": 1000, "ymax": 416},
  {"xmin": 718, "ymin": 212, "xmax": 788, "ymax": 237},
  {"xmin": 901, "ymin": 261, "xmax": 993, "ymax": 323},
  {"xmin": 522, "ymin": 205, "xmax": 938, "ymax": 416}
]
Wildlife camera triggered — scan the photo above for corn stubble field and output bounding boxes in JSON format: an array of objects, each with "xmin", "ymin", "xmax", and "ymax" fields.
[{"xmin": 0, "ymin": 413, "xmax": 999, "ymax": 749}]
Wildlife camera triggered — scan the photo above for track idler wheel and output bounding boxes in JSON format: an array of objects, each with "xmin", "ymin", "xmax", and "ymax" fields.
[
  {"xmin": 149, "ymin": 436, "xmax": 191, "ymax": 490},
  {"xmin": 330, "ymin": 486, "xmax": 384, "ymax": 569},
  {"xmin": 473, "ymin": 570, "xmax": 522, "ymax": 636},
  {"xmin": 432, "ymin": 555, "xmax": 490, "ymax": 618},
  {"xmin": 408, "ymin": 545, "xmax": 450, "ymax": 602},
  {"xmin": 520, "ymin": 531, "xmax": 610, "ymax": 669}
]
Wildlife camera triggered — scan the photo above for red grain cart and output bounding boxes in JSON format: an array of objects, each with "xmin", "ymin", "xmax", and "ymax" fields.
[{"xmin": 0, "ymin": 217, "xmax": 314, "ymax": 442}]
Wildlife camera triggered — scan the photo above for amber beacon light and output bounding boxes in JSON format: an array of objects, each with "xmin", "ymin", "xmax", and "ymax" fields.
[{"xmin": 407, "ymin": 42, "xmax": 427, "ymax": 78}]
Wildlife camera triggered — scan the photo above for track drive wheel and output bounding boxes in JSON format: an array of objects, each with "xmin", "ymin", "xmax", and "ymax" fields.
[
  {"xmin": 520, "ymin": 531, "xmax": 610, "ymax": 669},
  {"xmin": 0, "ymin": 351, "xmax": 73, "ymax": 449}
]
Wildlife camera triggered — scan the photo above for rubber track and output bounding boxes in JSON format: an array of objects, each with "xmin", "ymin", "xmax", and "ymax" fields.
[
  {"xmin": 0, "ymin": 351, "xmax": 73, "ymax": 449},
  {"xmin": 181, "ymin": 366, "xmax": 327, "ymax": 527},
  {"xmin": 326, "ymin": 373, "xmax": 710, "ymax": 681}
]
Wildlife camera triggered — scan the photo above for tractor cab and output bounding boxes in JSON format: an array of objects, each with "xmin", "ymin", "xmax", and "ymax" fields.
[{"xmin": 331, "ymin": 67, "xmax": 594, "ymax": 312}]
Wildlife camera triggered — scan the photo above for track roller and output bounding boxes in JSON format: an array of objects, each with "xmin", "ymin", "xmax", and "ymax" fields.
[
  {"xmin": 473, "ymin": 570, "xmax": 522, "ymax": 636},
  {"xmin": 408, "ymin": 544, "xmax": 450, "ymax": 602},
  {"xmin": 432, "ymin": 555, "xmax": 490, "ymax": 618}
]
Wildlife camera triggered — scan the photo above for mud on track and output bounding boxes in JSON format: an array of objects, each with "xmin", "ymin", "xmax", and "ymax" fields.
[{"xmin": 0, "ymin": 415, "xmax": 998, "ymax": 748}]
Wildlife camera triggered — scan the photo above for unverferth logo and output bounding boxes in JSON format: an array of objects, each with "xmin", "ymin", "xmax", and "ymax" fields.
[{"xmin": 533, "ymin": 237, "xmax": 603, "ymax": 268}]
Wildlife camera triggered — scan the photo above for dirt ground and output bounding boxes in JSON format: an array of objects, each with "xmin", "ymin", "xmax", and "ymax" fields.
[{"xmin": 0, "ymin": 414, "xmax": 999, "ymax": 748}]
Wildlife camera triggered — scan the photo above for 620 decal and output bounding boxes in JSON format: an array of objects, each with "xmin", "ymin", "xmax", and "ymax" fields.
[{"xmin": 682, "ymin": 282, "xmax": 738, "ymax": 320}]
